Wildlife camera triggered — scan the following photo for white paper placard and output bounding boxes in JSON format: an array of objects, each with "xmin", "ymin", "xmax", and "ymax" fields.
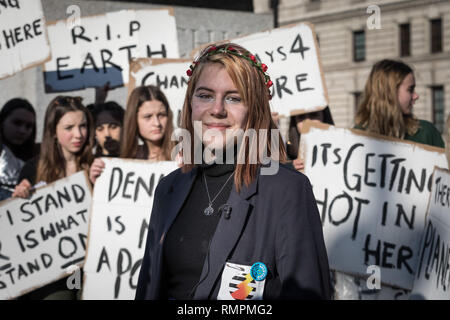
[
  {"xmin": 300, "ymin": 121, "xmax": 448, "ymax": 290},
  {"xmin": 0, "ymin": 171, "xmax": 92, "ymax": 299},
  {"xmin": 129, "ymin": 58, "xmax": 191, "ymax": 127},
  {"xmin": 43, "ymin": 9, "xmax": 179, "ymax": 92},
  {"xmin": 411, "ymin": 167, "xmax": 450, "ymax": 299},
  {"xmin": 0, "ymin": 0, "xmax": 50, "ymax": 79},
  {"xmin": 82, "ymin": 158, "xmax": 178, "ymax": 300}
]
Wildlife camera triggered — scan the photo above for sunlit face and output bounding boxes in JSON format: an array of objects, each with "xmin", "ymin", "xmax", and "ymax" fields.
[
  {"xmin": 95, "ymin": 121, "xmax": 121, "ymax": 150},
  {"xmin": 397, "ymin": 72, "xmax": 419, "ymax": 115},
  {"xmin": 56, "ymin": 111, "xmax": 88, "ymax": 158},
  {"xmin": 191, "ymin": 63, "xmax": 248, "ymax": 150},
  {"xmin": 137, "ymin": 100, "xmax": 168, "ymax": 144},
  {"xmin": 2, "ymin": 108, "xmax": 35, "ymax": 146},
  {"xmin": 295, "ymin": 111, "xmax": 325, "ymax": 134}
]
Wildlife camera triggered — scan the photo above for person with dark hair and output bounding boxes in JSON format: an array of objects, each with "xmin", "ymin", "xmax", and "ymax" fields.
[
  {"xmin": 0, "ymin": 98, "xmax": 37, "ymax": 200},
  {"xmin": 89, "ymin": 85, "xmax": 176, "ymax": 184},
  {"xmin": 88, "ymin": 101, "xmax": 124, "ymax": 157},
  {"xmin": 286, "ymin": 107, "xmax": 335, "ymax": 171},
  {"xmin": 135, "ymin": 43, "xmax": 331, "ymax": 300}
]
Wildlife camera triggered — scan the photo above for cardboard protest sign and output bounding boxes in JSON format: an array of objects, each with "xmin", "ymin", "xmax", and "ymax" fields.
[
  {"xmin": 0, "ymin": 171, "xmax": 92, "ymax": 299},
  {"xmin": 300, "ymin": 121, "xmax": 448, "ymax": 290},
  {"xmin": 192, "ymin": 22, "xmax": 328, "ymax": 117},
  {"xmin": 43, "ymin": 9, "xmax": 179, "ymax": 92},
  {"xmin": 411, "ymin": 167, "xmax": 450, "ymax": 299},
  {"xmin": 129, "ymin": 58, "xmax": 191, "ymax": 127},
  {"xmin": 82, "ymin": 158, "xmax": 178, "ymax": 299},
  {"xmin": 0, "ymin": 0, "xmax": 50, "ymax": 79}
]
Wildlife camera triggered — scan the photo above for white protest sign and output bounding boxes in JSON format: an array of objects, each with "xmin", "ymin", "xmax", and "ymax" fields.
[
  {"xmin": 0, "ymin": 0, "xmax": 50, "ymax": 79},
  {"xmin": 228, "ymin": 23, "xmax": 327, "ymax": 117},
  {"xmin": 82, "ymin": 158, "xmax": 178, "ymax": 300},
  {"xmin": 300, "ymin": 121, "xmax": 448, "ymax": 290},
  {"xmin": 129, "ymin": 58, "xmax": 191, "ymax": 127},
  {"xmin": 411, "ymin": 167, "xmax": 450, "ymax": 299},
  {"xmin": 43, "ymin": 8, "xmax": 179, "ymax": 92},
  {"xmin": 0, "ymin": 171, "xmax": 92, "ymax": 300}
]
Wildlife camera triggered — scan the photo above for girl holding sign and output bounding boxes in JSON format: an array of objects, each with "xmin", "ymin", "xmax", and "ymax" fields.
[
  {"xmin": 355, "ymin": 59, "xmax": 444, "ymax": 148},
  {"xmin": 135, "ymin": 43, "xmax": 331, "ymax": 300},
  {"xmin": 11, "ymin": 96, "xmax": 93, "ymax": 300},
  {"xmin": 13, "ymin": 96, "xmax": 94, "ymax": 201},
  {"xmin": 89, "ymin": 85, "xmax": 176, "ymax": 183}
]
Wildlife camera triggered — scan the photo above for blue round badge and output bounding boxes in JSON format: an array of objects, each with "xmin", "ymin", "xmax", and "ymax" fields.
[{"xmin": 250, "ymin": 262, "xmax": 268, "ymax": 281}]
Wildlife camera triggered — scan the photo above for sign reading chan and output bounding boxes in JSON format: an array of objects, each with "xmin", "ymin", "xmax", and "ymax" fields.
[
  {"xmin": 0, "ymin": 0, "xmax": 51, "ymax": 79},
  {"xmin": 129, "ymin": 58, "xmax": 191, "ymax": 128},
  {"xmin": 411, "ymin": 167, "xmax": 450, "ymax": 299},
  {"xmin": 300, "ymin": 121, "xmax": 448, "ymax": 290},
  {"xmin": 43, "ymin": 8, "xmax": 179, "ymax": 93},
  {"xmin": 0, "ymin": 171, "xmax": 92, "ymax": 300},
  {"xmin": 82, "ymin": 158, "xmax": 178, "ymax": 300},
  {"xmin": 231, "ymin": 22, "xmax": 328, "ymax": 117}
]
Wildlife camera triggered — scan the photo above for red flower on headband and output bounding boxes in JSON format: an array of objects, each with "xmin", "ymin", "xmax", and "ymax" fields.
[
  {"xmin": 261, "ymin": 63, "xmax": 268, "ymax": 72},
  {"xmin": 266, "ymin": 80, "xmax": 273, "ymax": 88},
  {"xmin": 186, "ymin": 69, "xmax": 193, "ymax": 77},
  {"xmin": 250, "ymin": 55, "xmax": 256, "ymax": 62},
  {"xmin": 228, "ymin": 46, "xmax": 236, "ymax": 52},
  {"xmin": 208, "ymin": 46, "xmax": 217, "ymax": 52}
]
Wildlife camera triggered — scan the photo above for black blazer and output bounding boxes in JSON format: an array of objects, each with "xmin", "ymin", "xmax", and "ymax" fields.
[{"xmin": 135, "ymin": 163, "xmax": 332, "ymax": 300}]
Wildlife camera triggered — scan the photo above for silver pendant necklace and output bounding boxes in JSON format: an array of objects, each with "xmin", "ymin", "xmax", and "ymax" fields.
[{"xmin": 203, "ymin": 170, "xmax": 235, "ymax": 216}]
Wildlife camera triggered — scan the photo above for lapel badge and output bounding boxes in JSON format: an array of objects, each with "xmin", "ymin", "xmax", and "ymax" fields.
[{"xmin": 250, "ymin": 262, "xmax": 268, "ymax": 281}]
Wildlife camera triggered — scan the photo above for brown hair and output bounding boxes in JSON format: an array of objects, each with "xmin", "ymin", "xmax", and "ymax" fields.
[
  {"xmin": 121, "ymin": 85, "xmax": 174, "ymax": 160},
  {"xmin": 355, "ymin": 59, "xmax": 419, "ymax": 138},
  {"xmin": 36, "ymin": 96, "xmax": 94, "ymax": 183},
  {"xmin": 181, "ymin": 43, "xmax": 286, "ymax": 192}
]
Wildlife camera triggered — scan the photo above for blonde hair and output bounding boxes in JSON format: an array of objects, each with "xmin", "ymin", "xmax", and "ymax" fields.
[
  {"xmin": 355, "ymin": 59, "xmax": 419, "ymax": 138},
  {"xmin": 181, "ymin": 43, "xmax": 286, "ymax": 192}
]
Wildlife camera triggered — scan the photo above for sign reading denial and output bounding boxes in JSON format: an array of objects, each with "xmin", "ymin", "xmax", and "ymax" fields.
[
  {"xmin": 44, "ymin": 9, "xmax": 179, "ymax": 92},
  {"xmin": 0, "ymin": 0, "xmax": 50, "ymax": 79},
  {"xmin": 129, "ymin": 58, "xmax": 191, "ymax": 127},
  {"xmin": 82, "ymin": 158, "xmax": 178, "ymax": 300},
  {"xmin": 231, "ymin": 23, "xmax": 328, "ymax": 117},
  {"xmin": 0, "ymin": 171, "xmax": 92, "ymax": 299},
  {"xmin": 300, "ymin": 121, "xmax": 448, "ymax": 290},
  {"xmin": 411, "ymin": 168, "xmax": 450, "ymax": 299}
]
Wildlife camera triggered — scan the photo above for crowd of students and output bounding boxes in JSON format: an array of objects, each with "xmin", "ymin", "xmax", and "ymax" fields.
[{"xmin": 0, "ymin": 50, "xmax": 446, "ymax": 300}]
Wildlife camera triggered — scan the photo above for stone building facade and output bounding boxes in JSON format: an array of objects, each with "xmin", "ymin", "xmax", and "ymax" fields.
[{"xmin": 255, "ymin": 0, "xmax": 450, "ymax": 132}]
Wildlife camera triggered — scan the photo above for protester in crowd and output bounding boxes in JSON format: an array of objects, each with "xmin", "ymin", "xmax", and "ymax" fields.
[
  {"xmin": 286, "ymin": 106, "xmax": 334, "ymax": 171},
  {"xmin": 11, "ymin": 96, "xmax": 94, "ymax": 299},
  {"xmin": 89, "ymin": 85, "xmax": 175, "ymax": 184},
  {"xmin": 135, "ymin": 43, "xmax": 332, "ymax": 300},
  {"xmin": 0, "ymin": 99, "xmax": 38, "ymax": 200},
  {"xmin": 88, "ymin": 101, "xmax": 124, "ymax": 158},
  {"xmin": 355, "ymin": 59, "xmax": 444, "ymax": 148}
]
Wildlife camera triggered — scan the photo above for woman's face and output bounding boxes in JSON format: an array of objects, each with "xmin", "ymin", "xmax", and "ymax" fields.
[
  {"xmin": 191, "ymin": 63, "xmax": 248, "ymax": 150},
  {"xmin": 2, "ymin": 108, "xmax": 35, "ymax": 146},
  {"xmin": 295, "ymin": 111, "xmax": 324, "ymax": 134},
  {"xmin": 56, "ymin": 111, "xmax": 88, "ymax": 157},
  {"xmin": 137, "ymin": 100, "xmax": 168, "ymax": 144},
  {"xmin": 397, "ymin": 72, "xmax": 419, "ymax": 115}
]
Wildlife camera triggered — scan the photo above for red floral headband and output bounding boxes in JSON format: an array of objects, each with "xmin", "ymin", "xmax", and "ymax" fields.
[{"xmin": 186, "ymin": 44, "xmax": 274, "ymax": 100}]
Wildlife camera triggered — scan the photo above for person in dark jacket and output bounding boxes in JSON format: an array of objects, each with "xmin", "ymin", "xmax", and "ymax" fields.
[{"xmin": 135, "ymin": 43, "xmax": 332, "ymax": 300}]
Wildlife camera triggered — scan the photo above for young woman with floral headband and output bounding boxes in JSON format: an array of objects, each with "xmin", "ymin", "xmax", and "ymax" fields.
[{"xmin": 135, "ymin": 43, "xmax": 331, "ymax": 300}]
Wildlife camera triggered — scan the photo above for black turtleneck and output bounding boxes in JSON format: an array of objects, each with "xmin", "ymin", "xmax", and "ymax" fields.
[{"xmin": 163, "ymin": 163, "xmax": 235, "ymax": 300}]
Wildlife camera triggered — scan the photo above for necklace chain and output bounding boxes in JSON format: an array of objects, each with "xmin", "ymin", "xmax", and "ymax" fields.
[{"xmin": 203, "ymin": 170, "xmax": 234, "ymax": 216}]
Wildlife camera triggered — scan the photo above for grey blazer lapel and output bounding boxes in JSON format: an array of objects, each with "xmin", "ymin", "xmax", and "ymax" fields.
[{"xmin": 193, "ymin": 175, "xmax": 258, "ymax": 299}]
